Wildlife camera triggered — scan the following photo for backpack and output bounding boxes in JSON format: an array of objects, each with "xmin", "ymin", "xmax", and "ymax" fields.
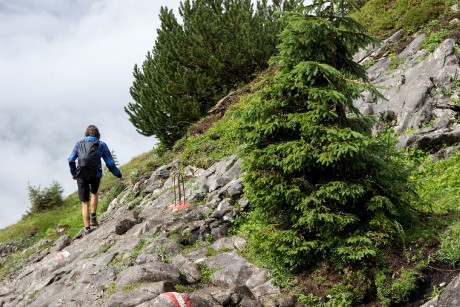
[{"xmin": 76, "ymin": 140, "xmax": 100, "ymax": 180}]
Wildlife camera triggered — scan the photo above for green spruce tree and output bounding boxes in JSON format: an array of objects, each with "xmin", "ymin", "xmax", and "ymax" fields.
[
  {"xmin": 126, "ymin": 0, "xmax": 299, "ymax": 146},
  {"xmin": 236, "ymin": 1, "xmax": 414, "ymax": 269}
]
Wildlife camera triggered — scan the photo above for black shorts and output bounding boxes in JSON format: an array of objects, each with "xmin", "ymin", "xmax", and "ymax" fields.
[{"xmin": 77, "ymin": 178, "xmax": 100, "ymax": 202}]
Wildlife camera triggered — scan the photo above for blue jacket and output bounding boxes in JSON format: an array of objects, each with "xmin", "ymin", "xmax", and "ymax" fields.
[{"xmin": 68, "ymin": 136, "xmax": 122, "ymax": 179}]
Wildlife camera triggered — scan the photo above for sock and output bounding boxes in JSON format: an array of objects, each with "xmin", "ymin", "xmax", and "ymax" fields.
[{"xmin": 90, "ymin": 213, "xmax": 96, "ymax": 219}]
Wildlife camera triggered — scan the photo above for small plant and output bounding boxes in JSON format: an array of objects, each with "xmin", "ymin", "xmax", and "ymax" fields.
[
  {"xmin": 375, "ymin": 269, "xmax": 421, "ymax": 305},
  {"xmin": 174, "ymin": 284, "xmax": 197, "ymax": 292},
  {"xmin": 205, "ymin": 233, "xmax": 213, "ymax": 243},
  {"xmin": 451, "ymin": 78, "xmax": 460, "ymax": 89},
  {"xmin": 198, "ymin": 265, "xmax": 221, "ymax": 284},
  {"xmin": 205, "ymin": 246, "xmax": 218, "ymax": 257},
  {"xmin": 437, "ymin": 222, "xmax": 460, "ymax": 268},
  {"xmin": 98, "ymin": 241, "xmax": 115, "ymax": 254},
  {"xmin": 121, "ymin": 283, "xmax": 143, "ymax": 292},
  {"xmin": 106, "ymin": 283, "xmax": 117, "ymax": 297},
  {"xmin": 130, "ymin": 170, "xmax": 139, "ymax": 184},
  {"xmin": 362, "ymin": 58, "xmax": 376, "ymax": 69},
  {"xmin": 420, "ymin": 117, "xmax": 435, "ymax": 128},
  {"xmin": 130, "ymin": 239, "xmax": 147, "ymax": 259},
  {"xmin": 147, "ymin": 244, "xmax": 170, "ymax": 263},
  {"xmin": 422, "ymin": 29, "xmax": 451, "ymax": 53},
  {"xmin": 390, "ymin": 269, "xmax": 420, "ymax": 304},
  {"xmin": 28, "ymin": 290, "xmax": 40, "ymax": 302},
  {"xmin": 431, "ymin": 284, "xmax": 446, "ymax": 298},
  {"xmin": 27, "ymin": 181, "xmax": 64, "ymax": 213},
  {"xmin": 108, "ymin": 253, "xmax": 127, "ymax": 273},
  {"xmin": 388, "ymin": 56, "xmax": 407, "ymax": 71},
  {"xmin": 441, "ymin": 86, "xmax": 453, "ymax": 98}
]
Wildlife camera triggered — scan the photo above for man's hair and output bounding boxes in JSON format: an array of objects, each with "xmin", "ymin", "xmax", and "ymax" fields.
[{"xmin": 85, "ymin": 125, "xmax": 100, "ymax": 139}]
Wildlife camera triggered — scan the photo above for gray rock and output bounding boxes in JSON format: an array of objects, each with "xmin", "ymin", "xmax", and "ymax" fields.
[
  {"xmin": 420, "ymin": 295, "xmax": 439, "ymax": 307},
  {"xmin": 115, "ymin": 219, "xmax": 137, "ymax": 235},
  {"xmin": 142, "ymin": 292, "xmax": 192, "ymax": 307},
  {"xmin": 226, "ymin": 178, "xmax": 243, "ymax": 198},
  {"xmin": 50, "ymin": 235, "xmax": 72, "ymax": 252},
  {"xmin": 103, "ymin": 281, "xmax": 172, "ymax": 307},
  {"xmin": 171, "ymin": 254, "xmax": 202, "ymax": 284},
  {"xmin": 397, "ymin": 127, "xmax": 460, "ymax": 149},
  {"xmin": 144, "ymin": 180, "xmax": 164, "ymax": 194},
  {"xmin": 115, "ymin": 262, "xmax": 181, "ymax": 289},
  {"xmin": 246, "ymin": 270, "xmax": 270, "ymax": 289},
  {"xmin": 212, "ymin": 236, "xmax": 246, "ymax": 252},
  {"xmin": 429, "ymin": 145, "xmax": 460, "ymax": 161},
  {"xmin": 114, "ymin": 211, "xmax": 139, "ymax": 235},
  {"xmin": 210, "ymin": 262, "xmax": 255, "ymax": 288},
  {"xmin": 208, "ymin": 176, "xmax": 232, "ymax": 192},
  {"xmin": 251, "ymin": 280, "xmax": 282, "ymax": 305},
  {"xmin": 210, "ymin": 199, "xmax": 233, "ymax": 219},
  {"xmin": 201, "ymin": 252, "xmax": 248, "ymax": 269},
  {"xmin": 135, "ymin": 253, "xmax": 161, "ymax": 265},
  {"xmin": 187, "ymin": 290, "xmax": 223, "ymax": 307},
  {"xmin": 239, "ymin": 296, "xmax": 264, "ymax": 307},
  {"xmin": 356, "ymin": 36, "xmax": 460, "ymax": 149},
  {"xmin": 0, "ymin": 284, "xmax": 13, "ymax": 296},
  {"xmin": 203, "ymin": 155, "xmax": 238, "ymax": 178},
  {"xmin": 210, "ymin": 224, "xmax": 230, "ymax": 239}
]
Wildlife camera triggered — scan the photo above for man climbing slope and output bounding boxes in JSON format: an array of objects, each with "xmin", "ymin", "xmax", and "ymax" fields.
[{"xmin": 68, "ymin": 125, "xmax": 123, "ymax": 237}]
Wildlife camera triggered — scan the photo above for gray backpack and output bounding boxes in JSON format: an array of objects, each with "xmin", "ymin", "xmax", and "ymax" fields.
[{"xmin": 76, "ymin": 140, "xmax": 100, "ymax": 180}]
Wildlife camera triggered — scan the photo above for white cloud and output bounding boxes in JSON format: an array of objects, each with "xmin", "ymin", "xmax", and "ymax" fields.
[{"xmin": 0, "ymin": 0, "xmax": 182, "ymax": 229}]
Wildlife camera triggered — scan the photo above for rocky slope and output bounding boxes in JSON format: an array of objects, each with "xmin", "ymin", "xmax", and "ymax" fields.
[
  {"xmin": 0, "ymin": 156, "xmax": 300, "ymax": 306},
  {"xmin": 3, "ymin": 24, "xmax": 460, "ymax": 306}
]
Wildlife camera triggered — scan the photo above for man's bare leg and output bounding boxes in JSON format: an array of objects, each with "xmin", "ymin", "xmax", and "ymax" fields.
[
  {"xmin": 81, "ymin": 201, "xmax": 90, "ymax": 228},
  {"xmin": 90, "ymin": 193, "xmax": 99, "ymax": 226},
  {"xmin": 90, "ymin": 192, "xmax": 98, "ymax": 214}
]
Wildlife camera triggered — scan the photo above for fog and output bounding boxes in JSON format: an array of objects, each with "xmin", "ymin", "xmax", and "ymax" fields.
[{"xmin": 0, "ymin": 0, "xmax": 182, "ymax": 229}]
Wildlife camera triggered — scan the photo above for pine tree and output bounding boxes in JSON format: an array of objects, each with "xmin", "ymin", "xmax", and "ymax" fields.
[
  {"xmin": 126, "ymin": 0, "xmax": 299, "ymax": 146},
  {"xmin": 236, "ymin": 1, "xmax": 414, "ymax": 269}
]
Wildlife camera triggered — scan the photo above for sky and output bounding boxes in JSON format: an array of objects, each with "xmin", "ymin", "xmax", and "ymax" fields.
[{"xmin": 0, "ymin": 0, "xmax": 183, "ymax": 229}]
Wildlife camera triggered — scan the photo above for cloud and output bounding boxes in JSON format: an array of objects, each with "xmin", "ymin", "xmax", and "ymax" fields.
[{"xmin": 0, "ymin": 0, "xmax": 182, "ymax": 229}]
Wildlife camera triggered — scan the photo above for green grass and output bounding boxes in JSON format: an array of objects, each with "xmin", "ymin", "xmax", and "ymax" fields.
[
  {"xmin": 352, "ymin": 0, "xmax": 447, "ymax": 39},
  {"xmin": 437, "ymin": 221, "xmax": 460, "ymax": 268},
  {"xmin": 175, "ymin": 107, "xmax": 244, "ymax": 169},
  {"xmin": 0, "ymin": 193, "xmax": 82, "ymax": 243},
  {"xmin": 412, "ymin": 151, "xmax": 460, "ymax": 213}
]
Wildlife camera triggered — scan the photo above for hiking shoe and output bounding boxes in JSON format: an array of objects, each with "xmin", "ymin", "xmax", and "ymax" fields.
[
  {"xmin": 90, "ymin": 217, "xmax": 99, "ymax": 227},
  {"xmin": 82, "ymin": 228, "xmax": 91, "ymax": 237}
]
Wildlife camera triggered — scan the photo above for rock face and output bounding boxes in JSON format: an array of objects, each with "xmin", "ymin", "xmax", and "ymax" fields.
[
  {"xmin": 354, "ymin": 32, "xmax": 460, "ymax": 153},
  {"xmin": 0, "ymin": 156, "xmax": 298, "ymax": 307},
  {"xmin": 421, "ymin": 275, "xmax": 460, "ymax": 307}
]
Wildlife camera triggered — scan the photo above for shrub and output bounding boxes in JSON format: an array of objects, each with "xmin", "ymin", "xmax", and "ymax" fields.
[
  {"xmin": 375, "ymin": 269, "xmax": 420, "ymax": 305},
  {"xmin": 27, "ymin": 181, "xmax": 64, "ymax": 213}
]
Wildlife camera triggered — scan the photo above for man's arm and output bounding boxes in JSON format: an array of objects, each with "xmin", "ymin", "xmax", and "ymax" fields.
[{"xmin": 68, "ymin": 142, "xmax": 79, "ymax": 179}]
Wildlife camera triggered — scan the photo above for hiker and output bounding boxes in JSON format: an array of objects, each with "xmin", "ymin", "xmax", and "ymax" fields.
[{"xmin": 68, "ymin": 125, "xmax": 122, "ymax": 237}]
